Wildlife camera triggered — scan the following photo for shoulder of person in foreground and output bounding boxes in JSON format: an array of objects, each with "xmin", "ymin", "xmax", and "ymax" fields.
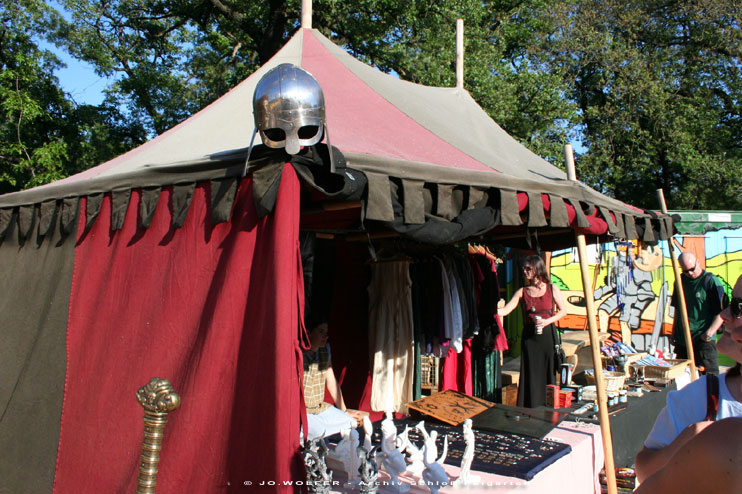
[{"xmin": 634, "ymin": 417, "xmax": 742, "ymax": 494}]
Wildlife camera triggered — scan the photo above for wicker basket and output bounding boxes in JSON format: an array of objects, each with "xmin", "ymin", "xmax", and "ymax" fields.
[
  {"xmin": 585, "ymin": 370, "xmax": 626, "ymax": 392},
  {"xmin": 420, "ymin": 355, "xmax": 440, "ymax": 391},
  {"xmin": 641, "ymin": 359, "xmax": 690, "ymax": 380}
]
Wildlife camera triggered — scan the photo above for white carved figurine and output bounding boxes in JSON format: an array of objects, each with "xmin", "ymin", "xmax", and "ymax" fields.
[
  {"xmin": 415, "ymin": 421, "xmax": 449, "ymax": 494},
  {"xmin": 347, "ymin": 428, "xmax": 362, "ymax": 483},
  {"xmin": 453, "ymin": 419, "xmax": 480, "ymax": 487},
  {"xmin": 377, "ymin": 413, "xmax": 409, "ymax": 493},
  {"xmin": 326, "ymin": 425, "xmax": 362, "ymax": 483},
  {"xmin": 362, "ymin": 415, "xmax": 373, "ymax": 453},
  {"xmin": 395, "ymin": 425, "xmax": 424, "ymax": 473}
]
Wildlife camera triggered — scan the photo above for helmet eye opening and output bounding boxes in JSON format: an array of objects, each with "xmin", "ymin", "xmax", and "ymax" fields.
[
  {"xmin": 264, "ymin": 128, "xmax": 286, "ymax": 142},
  {"xmin": 298, "ymin": 125, "xmax": 320, "ymax": 140}
]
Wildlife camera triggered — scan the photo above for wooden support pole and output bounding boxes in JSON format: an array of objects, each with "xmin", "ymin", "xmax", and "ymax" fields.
[
  {"xmin": 564, "ymin": 144, "xmax": 617, "ymax": 494},
  {"xmin": 301, "ymin": 0, "xmax": 312, "ymax": 29},
  {"xmin": 456, "ymin": 19, "xmax": 464, "ymax": 89},
  {"xmin": 657, "ymin": 189, "xmax": 699, "ymax": 380}
]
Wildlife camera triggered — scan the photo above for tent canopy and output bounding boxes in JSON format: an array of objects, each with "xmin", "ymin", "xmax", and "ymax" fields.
[
  {"xmin": 1, "ymin": 26, "xmax": 672, "ymax": 494},
  {"xmin": 0, "ymin": 28, "xmax": 671, "ymax": 248}
]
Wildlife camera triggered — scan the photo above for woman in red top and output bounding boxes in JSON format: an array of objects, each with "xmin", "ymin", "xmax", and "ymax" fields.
[{"xmin": 498, "ymin": 255, "xmax": 567, "ymax": 407}]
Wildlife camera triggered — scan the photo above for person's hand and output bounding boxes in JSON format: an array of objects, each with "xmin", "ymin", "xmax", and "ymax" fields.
[
  {"xmin": 703, "ymin": 330, "xmax": 715, "ymax": 342},
  {"xmin": 535, "ymin": 318, "xmax": 546, "ymax": 331}
]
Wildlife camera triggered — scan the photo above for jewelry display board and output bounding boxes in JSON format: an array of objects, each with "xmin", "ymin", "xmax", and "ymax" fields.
[
  {"xmin": 405, "ymin": 389, "xmax": 494, "ymax": 426},
  {"xmin": 372, "ymin": 418, "xmax": 572, "ymax": 481},
  {"xmin": 471, "ymin": 404, "xmax": 570, "ymax": 439}
]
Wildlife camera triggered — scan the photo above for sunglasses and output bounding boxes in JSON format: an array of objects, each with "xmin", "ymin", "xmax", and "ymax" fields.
[
  {"xmin": 682, "ymin": 263, "xmax": 697, "ymax": 275},
  {"xmin": 731, "ymin": 297, "xmax": 742, "ymax": 319}
]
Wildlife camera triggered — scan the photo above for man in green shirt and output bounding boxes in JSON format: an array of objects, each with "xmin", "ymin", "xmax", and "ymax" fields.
[{"xmin": 671, "ymin": 252, "xmax": 725, "ymax": 375}]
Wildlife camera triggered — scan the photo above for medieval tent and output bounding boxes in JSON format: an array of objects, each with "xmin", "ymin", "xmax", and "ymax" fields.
[{"xmin": 0, "ymin": 28, "xmax": 671, "ymax": 494}]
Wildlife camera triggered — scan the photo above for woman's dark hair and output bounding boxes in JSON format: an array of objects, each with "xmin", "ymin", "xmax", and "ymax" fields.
[
  {"xmin": 524, "ymin": 255, "xmax": 549, "ymax": 284},
  {"xmin": 305, "ymin": 313, "xmax": 328, "ymax": 333}
]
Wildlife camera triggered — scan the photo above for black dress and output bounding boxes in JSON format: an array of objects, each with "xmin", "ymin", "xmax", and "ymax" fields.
[{"xmin": 517, "ymin": 285, "xmax": 556, "ymax": 408}]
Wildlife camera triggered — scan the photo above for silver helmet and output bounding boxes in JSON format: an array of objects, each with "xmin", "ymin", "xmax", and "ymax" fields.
[{"xmin": 252, "ymin": 63, "xmax": 326, "ymax": 155}]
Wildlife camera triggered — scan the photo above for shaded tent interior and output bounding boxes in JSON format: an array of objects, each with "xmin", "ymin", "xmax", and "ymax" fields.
[{"xmin": 0, "ymin": 28, "xmax": 672, "ymax": 494}]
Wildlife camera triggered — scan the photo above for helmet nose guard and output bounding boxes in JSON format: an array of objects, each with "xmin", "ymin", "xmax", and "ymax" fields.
[{"xmin": 253, "ymin": 64, "xmax": 326, "ymax": 155}]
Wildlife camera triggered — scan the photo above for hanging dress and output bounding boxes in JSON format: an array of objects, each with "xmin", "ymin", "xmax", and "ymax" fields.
[{"xmin": 518, "ymin": 284, "xmax": 556, "ymax": 408}]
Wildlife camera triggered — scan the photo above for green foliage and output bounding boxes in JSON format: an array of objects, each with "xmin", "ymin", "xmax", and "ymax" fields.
[
  {"xmin": 2, "ymin": 0, "xmax": 741, "ymax": 210},
  {"xmin": 537, "ymin": 0, "xmax": 742, "ymax": 209},
  {"xmin": 0, "ymin": 0, "xmax": 146, "ymax": 193}
]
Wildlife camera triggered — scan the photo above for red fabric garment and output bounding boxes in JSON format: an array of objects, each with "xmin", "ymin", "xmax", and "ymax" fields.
[
  {"xmin": 488, "ymin": 258, "xmax": 509, "ymax": 352},
  {"xmin": 493, "ymin": 314, "xmax": 509, "ymax": 352},
  {"xmin": 53, "ymin": 165, "xmax": 303, "ymax": 493},
  {"xmin": 440, "ymin": 339, "xmax": 473, "ymax": 395}
]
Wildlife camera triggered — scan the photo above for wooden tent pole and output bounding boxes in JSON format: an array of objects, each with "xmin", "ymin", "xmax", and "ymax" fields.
[
  {"xmin": 657, "ymin": 189, "xmax": 699, "ymax": 380},
  {"xmin": 564, "ymin": 144, "xmax": 617, "ymax": 494},
  {"xmin": 301, "ymin": 0, "xmax": 312, "ymax": 29},
  {"xmin": 456, "ymin": 19, "xmax": 464, "ymax": 89}
]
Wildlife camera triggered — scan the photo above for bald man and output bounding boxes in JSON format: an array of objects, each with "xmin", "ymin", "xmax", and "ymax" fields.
[{"xmin": 671, "ymin": 252, "xmax": 725, "ymax": 375}]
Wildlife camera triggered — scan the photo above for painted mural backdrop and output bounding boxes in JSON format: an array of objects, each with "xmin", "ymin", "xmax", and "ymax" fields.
[{"xmin": 500, "ymin": 223, "xmax": 742, "ymax": 365}]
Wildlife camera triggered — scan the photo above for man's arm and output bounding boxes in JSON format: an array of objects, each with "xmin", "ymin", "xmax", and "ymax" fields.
[
  {"xmin": 635, "ymin": 421, "xmax": 714, "ymax": 482},
  {"xmin": 704, "ymin": 313, "xmax": 724, "ymax": 340}
]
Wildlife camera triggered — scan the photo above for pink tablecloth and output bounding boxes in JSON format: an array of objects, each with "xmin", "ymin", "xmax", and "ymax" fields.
[{"xmin": 332, "ymin": 421, "xmax": 604, "ymax": 494}]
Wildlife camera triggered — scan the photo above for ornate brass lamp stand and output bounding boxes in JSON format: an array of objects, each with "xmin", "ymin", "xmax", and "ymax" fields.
[{"xmin": 136, "ymin": 378, "xmax": 181, "ymax": 494}]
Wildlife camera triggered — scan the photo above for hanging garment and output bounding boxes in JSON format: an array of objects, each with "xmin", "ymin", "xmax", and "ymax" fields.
[
  {"xmin": 440, "ymin": 257, "xmax": 463, "ymax": 352},
  {"xmin": 416, "ymin": 259, "xmax": 445, "ymax": 355},
  {"xmin": 453, "ymin": 254, "xmax": 479, "ymax": 339},
  {"xmin": 410, "ymin": 262, "xmax": 425, "ymax": 400},
  {"xmin": 434, "ymin": 257, "xmax": 456, "ymax": 350},
  {"xmin": 468, "ymin": 254, "xmax": 503, "ymax": 401},
  {"xmin": 441, "ymin": 338, "xmax": 474, "ymax": 395},
  {"xmin": 368, "ymin": 261, "xmax": 415, "ymax": 413}
]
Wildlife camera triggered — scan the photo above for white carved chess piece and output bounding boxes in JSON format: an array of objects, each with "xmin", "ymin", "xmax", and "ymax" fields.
[
  {"xmin": 396, "ymin": 425, "xmax": 424, "ymax": 473},
  {"xmin": 416, "ymin": 421, "xmax": 449, "ymax": 494},
  {"xmin": 377, "ymin": 413, "xmax": 409, "ymax": 493},
  {"xmin": 326, "ymin": 426, "xmax": 355, "ymax": 480},
  {"xmin": 453, "ymin": 419, "xmax": 480, "ymax": 487},
  {"xmin": 338, "ymin": 428, "xmax": 362, "ymax": 484},
  {"xmin": 362, "ymin": 415, "xmax": 374, "ymax": 453}
]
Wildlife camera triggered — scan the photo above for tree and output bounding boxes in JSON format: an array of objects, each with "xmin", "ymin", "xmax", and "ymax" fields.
[
  {"xmin": 0, "ymin": 0, "xmax": 145, "ymax": 193},
  {"xmin": 537, "ymin": 0, "xmax": 742, "ymax": 209},
  {"xmin": 7, "ymin": 0, "xmax": 742, "ymax": 210}
]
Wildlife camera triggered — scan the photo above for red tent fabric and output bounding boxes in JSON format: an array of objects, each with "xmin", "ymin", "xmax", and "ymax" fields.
[{"xmin": 53, "ymin": 165, "xmax": 304, "ymax": 493}]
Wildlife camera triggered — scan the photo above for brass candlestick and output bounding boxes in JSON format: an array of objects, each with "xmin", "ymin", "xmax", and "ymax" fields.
[{"xmin": 136, "ymin": 378, "xmax": 181, "ymax": 494}]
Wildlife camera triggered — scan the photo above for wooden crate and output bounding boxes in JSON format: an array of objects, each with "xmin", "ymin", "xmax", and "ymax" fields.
[
  {"xmin": 501, "ymin": 383, "xmax": 518, "ymax": 406},
  {"xmin": 420, "ymin": 355, "xmax": 440, "ymax": 391}
]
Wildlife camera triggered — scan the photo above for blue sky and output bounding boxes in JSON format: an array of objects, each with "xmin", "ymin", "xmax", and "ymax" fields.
[
  {"xmin": 47, "ymin": 46, "xmax": 109, "ymax": 106},
  {"xmin": 44, "ymin": 1, "xmax": 109, "ymax": 106}
]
